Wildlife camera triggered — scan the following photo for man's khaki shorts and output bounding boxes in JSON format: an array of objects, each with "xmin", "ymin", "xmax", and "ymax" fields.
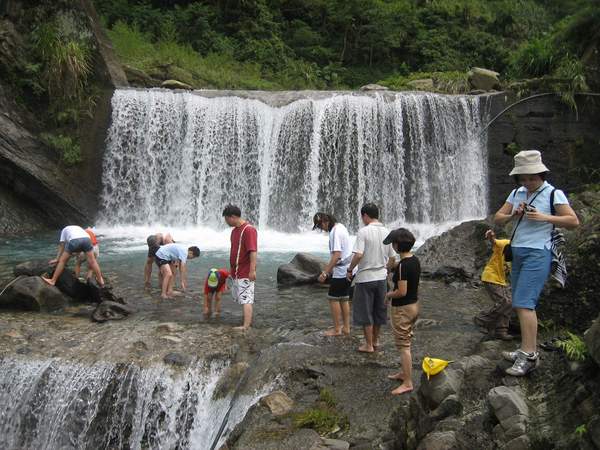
[{"xmin": 391, "ymin": 303, "xmax": 419, "ymax": 349}]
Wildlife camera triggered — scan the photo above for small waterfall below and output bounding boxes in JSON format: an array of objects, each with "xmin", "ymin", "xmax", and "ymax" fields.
[
  {"xmin": 100, "ymin": 90, "xmax": 488, "ymax": 231},
  {"xmin": 0, "ymin": 356, "xmax": 264, "ymax": 450}
]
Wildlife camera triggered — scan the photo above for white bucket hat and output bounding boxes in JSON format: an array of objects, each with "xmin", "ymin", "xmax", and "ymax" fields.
[{"xmin": 509, "ymin": 150, "xmax": 549, "ymax": 176}]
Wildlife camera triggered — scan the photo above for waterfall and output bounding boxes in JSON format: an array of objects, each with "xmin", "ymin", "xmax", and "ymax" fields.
[
  {"xmin": 100, "ymin": 89, "xmax": 488, "ymax": 231},
  {"xmin": 0, "ymin": 356, "xmax": 264, "ymax": 450}
]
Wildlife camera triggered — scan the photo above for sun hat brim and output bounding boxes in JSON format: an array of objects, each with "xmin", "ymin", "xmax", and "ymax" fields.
[{"xmin": 509, "ymin": 162, "xmax": 549, "ymax": 176}]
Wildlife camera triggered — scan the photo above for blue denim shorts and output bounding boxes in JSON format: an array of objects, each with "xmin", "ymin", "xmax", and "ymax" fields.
[
  {"xmin": 511, "ymin": 246, "xmax": 552, "ymax": 310},
  {"xmin": 66, "ymin": 237, "xmax": 93, "ymax": 254}
]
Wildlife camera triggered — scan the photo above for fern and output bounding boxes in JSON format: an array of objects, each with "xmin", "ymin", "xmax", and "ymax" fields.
[{"xmin": 555, "ymin": 332, "xmax": 588, "ymax": 362}]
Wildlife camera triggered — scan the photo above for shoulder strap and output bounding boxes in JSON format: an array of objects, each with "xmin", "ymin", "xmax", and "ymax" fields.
[
  {"xmin": 510, "ymin": 188, "xmax": 517, "ymax": 200},
  {"xmin": 550, "ymin": 189, "xmax": 556, "ymax": 216},
  {"xmin": 235, "ymin": 224, "xmax": 249, "ymax": 278},
  {"xmin": 509, "ymin": 186, "xmax": 549, "ymax": 242}
]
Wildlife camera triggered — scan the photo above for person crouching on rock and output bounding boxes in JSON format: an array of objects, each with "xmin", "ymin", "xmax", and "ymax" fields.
[
  {"xmin": 313, "ymin": 212, "xmax": 354, "ymax": 337},
  {"xmin": 155, "ymin": 243, "xmax": 200, "ymax": 299},
  {"xmin": 74, "ymin": 227, "xmax": 99, "ymax": 281},
  {"xmin": 42, "ymin": 225, "xmax": 105, "ymax": 288},
  {"xmin": 383, "ymin": 228, "xmax": 420, "ymax": 395},
  {"xmin": 473, "ymin": 229, "xmax": 514, "ymax": 341},
  {"xmin": 203, "ymin": 267, "xmax": 230, "ymax": 318}
]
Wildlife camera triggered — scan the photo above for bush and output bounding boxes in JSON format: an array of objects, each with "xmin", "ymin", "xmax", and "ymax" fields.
[
  {"xmin": 509, "ymin": 36, "xmax": 560, "ymax": 78},
  {"xmin": 41, "ymin": 133, "xmax": 82, "ymax": 165}
]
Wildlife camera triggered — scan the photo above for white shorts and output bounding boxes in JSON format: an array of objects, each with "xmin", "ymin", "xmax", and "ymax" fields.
[{"xmin": 231, "ymin": 278, "xmax": 254, "ymax": 305}]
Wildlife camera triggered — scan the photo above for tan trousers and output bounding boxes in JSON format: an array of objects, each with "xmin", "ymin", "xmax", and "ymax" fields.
[{"xmin": 391, "ymin": 303, "xmax": 419, "ymax": 349}]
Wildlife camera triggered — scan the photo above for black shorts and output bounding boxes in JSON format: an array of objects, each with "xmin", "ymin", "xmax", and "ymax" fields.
[
  {"xmin": 328, "ymin": 277, "xmax": 351, "ymax": 301},
  {"xmin": 147, "ymin": 235, "xmax": 161, "ymax": 258},
  {"xmin": 155, "ymin": 256, "xmax": 170, "ymax": 267}
]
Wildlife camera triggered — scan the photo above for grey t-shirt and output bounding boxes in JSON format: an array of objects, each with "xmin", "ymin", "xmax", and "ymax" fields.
[{"xmin": 352, "ymin": 222, "xmax": 396, "ymax": 283}]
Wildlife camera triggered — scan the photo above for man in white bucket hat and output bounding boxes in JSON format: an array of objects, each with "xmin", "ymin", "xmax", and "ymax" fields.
[{"xmin": 493, "ymin": 150, "xmax": 579, "ymax": 376}]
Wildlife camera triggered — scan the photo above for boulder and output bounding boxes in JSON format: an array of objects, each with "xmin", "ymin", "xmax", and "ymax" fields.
[
  {"xmin": 163, "ymin": 352, "xmax": 192, "ymax": 367},
  {"xmin": 277, "ymin": 253, "xmax": 325, "ymax": 286},
  {"xmin": 487, "ymin": 386, "xmax": 529, "ymax": 425},
  {"xmin": 161, "ymin": 79, "xmax": 193, "ymax": 90},
  {"xmin": 503, "ymin": 435, "xmax": 530, "ymax": 450},
  {"xmin": 419, "ymin": 367, "xmax": 463, "ymax": 409},
  {"xmin": 321, "ymin": 438, "xmax": 350, "ymax": 450},
  {"xmin": 55, "ymin": 270, "xmax": 93, "ymax": 301},
  {"xmin": 416, "ymin": 431, "xmax": 459, "ymax": 450},
  {"xmin": 359, "ymin": 84, "xmax": 389, "ymax": 91},
  {"xmin": 260, "ymin": 391, "xmax": 294, "ymax": 416},
  {"xmin": 123, "ymin": 65, "xmax": 158, "ymax": 87},
  {"xmin": 407, "ymin": 79, "xmax": 434, "ymax": 91},
  {"xmin": 467, "ymin": 67, "xmax": 501, "ymax": 91},
  {"xmin": 91, "ymin": 301, "xmax": 135, "ymax": 322},
  {"xmin": 0, "ymin": 276, "xmax": 70, "ymax": 311},
  {"xmin": 584, "ymin": 315, "xmax": 600, "ymax": 367},
  {"xmin": 416, "ymin": 219, "xmax": 493, "ymax": 280},
  {"xmin": 13, "ymin": 259, "xmax": 53, "ymax": 277},
  {"xmin": 214, "ymin": 362, "xmax": 250, "ymax": 398}
]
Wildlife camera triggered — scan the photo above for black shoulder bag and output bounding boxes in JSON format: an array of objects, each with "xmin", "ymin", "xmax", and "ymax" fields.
[{"xmin": 503, "ymin": 186, "xmax": 548, "ymax": 262}]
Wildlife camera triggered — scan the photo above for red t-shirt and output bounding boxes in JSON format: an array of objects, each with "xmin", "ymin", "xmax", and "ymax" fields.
[
  {"xmin": 230, "ymin": 223, "xmax": 258, "ymax": 279},
  {"xmin": 203, "ymin": 268, "xmax": 230, "ymax": 294}
]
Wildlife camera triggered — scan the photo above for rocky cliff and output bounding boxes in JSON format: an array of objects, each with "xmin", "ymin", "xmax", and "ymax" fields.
[{"xmin": 0, "ymin": 0, "xmax": 126, "ymax": 234}]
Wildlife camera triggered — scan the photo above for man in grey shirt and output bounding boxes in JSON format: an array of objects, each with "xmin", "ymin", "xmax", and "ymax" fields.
[{"xmin": 347, "ymin": 203, "xmax": 396, "ymax": 353}]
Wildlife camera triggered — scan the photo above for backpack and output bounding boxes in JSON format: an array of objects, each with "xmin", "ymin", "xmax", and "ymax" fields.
[{"xmin": 207, "ymin": 268, "xmax": 221, "ymax": 288}]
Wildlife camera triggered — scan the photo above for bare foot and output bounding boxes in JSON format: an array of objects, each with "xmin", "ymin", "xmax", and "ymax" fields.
[
  {"xmin": 324, "ymin": 328, "xmax": 343, "ymax": 337},
  {"xmin": 387, "ymin": 371, "xmax": 405, "ymax": 380},
  {"xmin": 391, "ymin": 384, "xmax": 413, "ymax": 395},
  {"xmin": 161, "ymin": 294, "xmax": 173, "ymax": 300},
  {"xmin": 342, "ymin": 328, "xmax": 351, "ymax": 335},
  {"xmin": 357, "ymin": 344, "xmax": 375, "ymax": 353},
  {"xmin": 171, "ymin": 290, "xmax": 183, "ymax": 297},
  {"xmin": 41, "ymin": 276, "xmax": 55, "ymax": 286}
]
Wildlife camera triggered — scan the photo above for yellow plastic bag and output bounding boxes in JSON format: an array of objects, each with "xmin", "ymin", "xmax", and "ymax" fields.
[{"xmin": 422, "ymin": 356, "xmax": 453, "ymax": 380}]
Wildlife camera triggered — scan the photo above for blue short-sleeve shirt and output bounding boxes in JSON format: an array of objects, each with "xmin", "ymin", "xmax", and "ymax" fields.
[
  {"xmin": 507, "ymin": 181, "xmax": 569, "ymax": 250},
  {"xmin": 156, "ymin": 243, "xmax": 188, "ymax": 263}
]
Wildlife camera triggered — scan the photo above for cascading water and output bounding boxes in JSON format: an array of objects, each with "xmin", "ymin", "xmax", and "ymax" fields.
[
  {"xmin": 100, "ymin": 89, "xmax": 488, "ymax": 231},
  {"xmin": 0, "ymin": 356, "xmax": 265, "ymax": 450}
]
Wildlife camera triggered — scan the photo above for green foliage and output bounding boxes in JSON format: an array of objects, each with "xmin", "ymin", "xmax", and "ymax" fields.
[
  {"xmin": 555, "ymin": 331, "xmax": 588, "ymax": 362},
  {"xmin": 41, "ymin": 133, "xmax": 82, "ymax": 165},
  {"xmin": 31, "ymin": 13, "xmax": 93, "ymax": 104},
  {"xmin": 318, "ymin": 388, "xmax": 336, "ymax": 408},
  {"xmin": 293, "ymin": 407, "xmax": 347, "ymax": 434},
  {"xmin": 506, "ymin": 142, "xmax": 521, "ymax": 156},
  {"xmin": 574, "ymin": 424, "xmax": 587, "ymax": 438},
  {"xmin": 379, "ymin": 71, "xmax": 469, "ymax": 94}
]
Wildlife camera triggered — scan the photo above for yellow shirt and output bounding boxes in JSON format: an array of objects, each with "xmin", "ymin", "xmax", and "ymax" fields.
[{"xmin": 481, "ymin": 239, "xmax": 510, "ymax": 286}]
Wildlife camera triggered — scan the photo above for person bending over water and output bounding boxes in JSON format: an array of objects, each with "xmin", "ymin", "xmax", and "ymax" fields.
[
  {"xmin": 42, "ymin": 225, "xmax": 104, "ymax": 288},
  {"xmin": 144, "ymin": 232, "xmax": 174, "ymax": 288},
  {"xmin": 74, "ymin": 227, "xmax": 99, "ymax": 280},
  {"xmin": 384, "ymin": 228, "xmax": 420, "ymax": 395},
  {"xmin": 203, "ymin": 267, "xmax": 230, "ymax": 318},
  {"xmin": 313, "ymin": 212, "xmax": 354, "ymax": 336},
  {"xmin": 155, "ymin": 244, "xmax": 200, "ymax": 299}
]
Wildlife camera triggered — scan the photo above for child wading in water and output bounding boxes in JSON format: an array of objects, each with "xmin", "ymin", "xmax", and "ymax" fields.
[
  {"xmin": 203, "ymin": 267, "xmax": 230, "ymax": 318},
  {"xmin": 474, "ymin": 230, "xmax": 514, "ymax": 340},
  {"xmin": 384, "ymin": 228, "xmax": 420, "ymax": 396}
]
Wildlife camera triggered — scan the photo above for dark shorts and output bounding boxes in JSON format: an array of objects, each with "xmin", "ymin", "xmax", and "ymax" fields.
[
  {"xmin": 328, "ymin": 277, "xmax": 351, "ymax": 301},
  {"xmin": 147, "ymin": 235, "xmax": 160, "ymax": 258},
  {"xmin": 154, "ymin": 256, "xmax": 171, "ymax": 267},
  {"xmin": 352, "ymin": 280, "xmax": 387, "ymax": 326},
  {"xmin": 66, "ymin": 237, "xmax": 93, "ymax": 254}
]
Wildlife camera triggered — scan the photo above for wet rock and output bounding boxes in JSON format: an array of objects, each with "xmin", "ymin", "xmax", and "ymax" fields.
[
  {"xmin": 430, "ymin": 394, "xmax": 463, "ymax": 421},
  {"xmin": 416, "ymin": 219, "xmax": 492, "ymax": 281},
  {"xmin": 214, "ymin": 362, "xmax": 250, "ymax": 398},
  {"xmin": 161, "ymin": 79, "xmax": 193, "ymax": 90},
  {"xmin": 467, "ymin": 67, "xmax": 501, "ymax": 91},
  {"xmin": 419, "ymin": 368, "xmax": 464, "ymax": 409},
  {"xmin": 503, "ymin": 435, "xmax": 530, "ymax": 450},
  {"xmin": 277, "ymin": 253, "xmax": 325, "ymax": 286},
  {"xmin": 359, "ymin": 84, "xmax": 389, "ymax": 91},
  {"xmin": 260, "ymin": 391, "xmax": 294, "ymax": 416},
  {"xmin": 0, "ymin": 276, "xmax": 70, "ymax": 311},
  {"xmin": 584, "ymin": 314, "xmax": 600, "ymax": 367},
  {"xmin": 416, "ymin": 431, "xmax": 459, "ymax": 450},
  {"xmin": 55, "ymin": 270, "xmax": 93, "ymax": 301},
  {"xmin": 91, "ymin": 301, "xmax": 135, "ymax": 322},
  {"xmin": 488, "ymin": 386, "xmax": 528, "ymax": 425},
  {"xmin": 163, "ymin": 352, "xmax": 192, "ymax": 367},
  {"xmin": 157, "ymin": 322, "xmax": 184, "ymax": 333},
  {"xmin": 13, "ymin": 259, "xmax": 52, "ymax": 277},
  {"xmin": 321, "ymin": 438, "xmax": 350, "ymax": 450}
]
